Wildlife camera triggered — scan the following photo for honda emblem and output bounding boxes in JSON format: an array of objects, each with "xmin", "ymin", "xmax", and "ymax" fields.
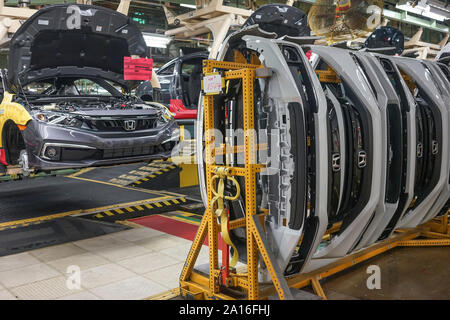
[{"xmin": 124, "ymin": 120, "xmax": 137, "ymax": 131}]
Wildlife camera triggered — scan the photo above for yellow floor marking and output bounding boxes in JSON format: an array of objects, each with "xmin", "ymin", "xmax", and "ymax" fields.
[
  {"xmin": 144, "ymin": 204, "xmax": 153, "ymax": 209},
  {"xmin": 134, "ymin": 181, "xmax": 142, "ymax": 185},
  {"xmin": 118, "ymin": 175, "xmax": 140, "ymax": 181},
  {"xmin": 178, "ymin": 210, "xmax": 202, "ymax": 217},
  {"xmin": 156, "ymin": 171, "xmax": 163, "ymax": 175},
  {"xmin": 0, "ymin": 195, "xmax": 176, "ymax": 229},
  {"xmin": 172, "ymin": 199, "xmax": 180, "ymax": 204},
  {"xmin": 181, "ymin": 212, "xmax": 194, "ymax": 217},
  {"xmin": 164, "ymin": 215, "xmax": 200, "ymax": 226},
  {"xmin": 145, "ymin": 288, "xmax": 180, "ymax": 300},
  {"xmin": 108, "ymin": 178, "xmax": 129, "ymax": 186},
  {"xmin": 95, "ymin": 214, "xmax": 103, "ymax": 219},
  {"xmin": 65, "ymin": 167, "xmax": 95, "ymax": 178},
  {"xmin": 163, "ymin": 201, "xmax": 172, "ymax": 206},
  {"xmin": 139, "ymin": 167, "xmax": 159, "ymax": 172},
  {"xmin": 104, "ymin": 211, "xmax": 115, "ymax": 216},
  {"xmin": 135, "ymin": 205, "xmax": 145, "ymax": 211},
  {"xmin": 114, "ymin": 209, "xmax": 125, "ymax": 214},
  {"xmin": 125, "ymin": 207, "xmax": 135, "ymax": 213},
  {"xmin": 142, "ymin": 178, "xmax": 149, "ymax": 182},
  {"xmin": 130, "ymin": 170, "xmax": 150, "ymax": 176},
  {"xmin": 154, "ymin": 202, "xmax": 163, "ymax": 208}
]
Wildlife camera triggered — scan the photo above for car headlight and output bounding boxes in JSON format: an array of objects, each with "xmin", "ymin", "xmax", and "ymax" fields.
[
  {"xmin": 156, "ymin": 106, "xmax": 175, "ymax": 125},
  {"xmin": 33, "ymin": 111, "xmax": 83, "ymax": 128}
]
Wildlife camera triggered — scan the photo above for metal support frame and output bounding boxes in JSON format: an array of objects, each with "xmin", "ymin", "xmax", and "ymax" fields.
[
  {"xmin": 179, "ymin": 60, "xmax": 293, "ymax": 300},
  {"xmin": 179, "ymin": 59, "xmax": 450, "ymax": 300},
  {"xmin": 162, "ymin": 0, "xmax": 250, "ymax": 58},
  {"xmin": 402, "ymin": 27, "xmax": 449, "ymax": 60}
]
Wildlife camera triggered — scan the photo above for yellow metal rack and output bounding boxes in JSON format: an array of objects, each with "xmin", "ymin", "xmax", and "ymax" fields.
[
  {"xmin": 178, "ymin": 60, "xmax": 450, "ymax": 301},
  {"xmin": 179, "ymin": 59, "xmax": 293, "ymax": 300}
]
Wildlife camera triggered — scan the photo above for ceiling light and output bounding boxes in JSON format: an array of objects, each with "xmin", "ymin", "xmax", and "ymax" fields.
[
  {"xmin": 143, "ymin": 33, "xmax": 172, "ymax": 49},
  {"xmin": 180, "ymin": 3, "xmax": 197, "ymax": 9}
]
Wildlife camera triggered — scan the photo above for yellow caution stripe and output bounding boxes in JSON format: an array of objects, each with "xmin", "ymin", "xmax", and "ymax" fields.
[
  {"xmin": 131, "ymin": 162, "xmax": 179, "ymax": 186},
  {"xmin": 0, "ymin": 196, "xmax": 174, "ymax": 231},
  {"xmin": 92, "ymin": 197, "xmax": 187, "ymax": 219}
]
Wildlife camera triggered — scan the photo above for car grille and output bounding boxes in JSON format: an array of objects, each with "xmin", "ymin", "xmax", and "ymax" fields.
[
  {"xmin": 85, "ymin": 117, "xmax": 158, "ymax": 132},
  {"xmin": 102, "ymin": 141, "xmax": 176, "ymax": 159},
  {"xmin": 56, "ymin": 141, "xmax": 176, "ymax": 162}
]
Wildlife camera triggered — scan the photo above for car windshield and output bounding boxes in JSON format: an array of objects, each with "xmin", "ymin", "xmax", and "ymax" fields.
[{"xmin": 21, "ymin": 77, "xmax": 124, "ymax": 97}]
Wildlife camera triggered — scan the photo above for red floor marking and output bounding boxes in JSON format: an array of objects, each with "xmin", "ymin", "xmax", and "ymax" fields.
[{"xmin": 131, "ymin": 215, "xmax": 225, "ymax": 250}]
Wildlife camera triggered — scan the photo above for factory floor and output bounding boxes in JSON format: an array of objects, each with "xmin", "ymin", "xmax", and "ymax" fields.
[
  {"xmin": 322, "ymin": 246, "xmax": 450, "ymax": 300},
  {"xmin": 0, "ymin": 226, "xmax": 213, "ymax": 300},
  {"xmin": 1, "ymin": 162, "xmax": 448, "ymax": 300},
  {"xmin": 0, "ymin": 221, "xmax": 448, "ymax": 300}
]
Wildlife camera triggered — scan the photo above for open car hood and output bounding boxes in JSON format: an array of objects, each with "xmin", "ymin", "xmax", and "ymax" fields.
[
  {"xmin": 8, "ymin": 4, "xmax": 148, "ymax": 91},
  {"xmin": 436, "ymin": 42, "xmax": 450, "ymax": 65}
]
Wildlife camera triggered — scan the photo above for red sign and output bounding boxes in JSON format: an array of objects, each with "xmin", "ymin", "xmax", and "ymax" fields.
[{"xmin": 123, "ymin": 57, "xmax": 153, "ymax": 81}]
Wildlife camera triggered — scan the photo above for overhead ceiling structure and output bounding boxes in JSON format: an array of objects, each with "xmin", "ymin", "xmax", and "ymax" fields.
[
  {"xmin": 308, "ymin": 0, "xmax": 384, "ymax": 44},
  {"xmin": 0, "ymin": 0, "xmax": 448, "ymax": 59},
  {"xmin": 0, "ymin": 0, "xmax": 36, "ymax": 46},
  {"xmin": 162, "ymin": 0, "xmax": 251, "ymax": 58},
  {"xmin": 396, "ymin": 0, "xmax": 450, "ymax": 21},
  {"xmin": 299, "ymin": 0, "xmax": 449, "ymax": 33}
]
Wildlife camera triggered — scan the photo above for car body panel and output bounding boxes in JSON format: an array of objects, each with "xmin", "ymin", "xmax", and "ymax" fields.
[
  {"xmin": 351, "ymin": 51, "xmax": 403, "ymax": 250},
  {"xmin": 393, "ymin": 57, "xmax": 449, "ymax": 228},
  {"xmin": 375, "ymin": 55, "xmax": 417, "ymax": 241},
  {"xmin": 419, "ymin": 60, "xmax": 450, "ymax": 223},
  {"xmin": 304, "ymin": 45, "xmax": 383, "ymax": 271}
]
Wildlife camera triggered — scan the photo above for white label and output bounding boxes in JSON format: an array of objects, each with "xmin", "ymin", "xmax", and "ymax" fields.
[
  {"xmin": 122, "ymin": 29, "xmax": 128, "ymax": 34},
  {"xmin": 203, "ymin": 74, "xmax": 222, "ymax": 94},
  {"xmin": 38, "ymin": 19, "xmax": 49, "ymax": 26},
  {"xmin": 96, "ymin": 26, "xmax": 103, "ymax": 32}
]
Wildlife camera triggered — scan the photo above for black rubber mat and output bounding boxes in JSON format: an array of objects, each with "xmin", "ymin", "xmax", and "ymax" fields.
[
  {"xmin": 132, "ymin": 167, "xmax": 181, "ymax": 190},
  {"xmin": 73, "ymin": 163, "xmax": 146, "ymax": 182},
  {"xmin": 0, "ymin": 217, "xmax": 129, "ymax": 257},
  {"xmin": 168, "ymin": 185, "xmax": 202, "ymax": 202},
  {"xmin": 0, "ymin": 176, "xmax": 166, "ymax": 223}
]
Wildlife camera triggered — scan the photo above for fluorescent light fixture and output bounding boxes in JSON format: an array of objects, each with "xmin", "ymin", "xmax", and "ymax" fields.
[
  {"xmin": 180, "ymin": 3, "xmax": 196, "ymax": 9},
  {"xmin": 143, "ymin": 33, "xmax": 172, "ymax": 49},
  {"xmin": 396, "ymin": 2, "xmax": 448, "ymax": 22}
]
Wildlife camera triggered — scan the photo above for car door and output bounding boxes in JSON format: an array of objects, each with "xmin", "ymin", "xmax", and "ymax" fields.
[{"xmin": 156, "ymin": 62, "xmax": 176, "ymax": 104}]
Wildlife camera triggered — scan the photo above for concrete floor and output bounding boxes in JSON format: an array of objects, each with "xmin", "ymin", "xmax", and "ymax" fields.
[
  {"xmin": 0, "ymin": 226, "xmax": 213, "ymax": 300},
  {"xmin": 322, "ymin": 246, "xmax": 450, "ymax": 300},
  {"xmin": 0, "ymin": 222, "xmax": 447, "ymax": 300}
]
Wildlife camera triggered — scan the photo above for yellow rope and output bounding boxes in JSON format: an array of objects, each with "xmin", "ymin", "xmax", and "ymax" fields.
[{"xmin": 210, "ymin": 167, "xmax": 241, "ymax": 268}]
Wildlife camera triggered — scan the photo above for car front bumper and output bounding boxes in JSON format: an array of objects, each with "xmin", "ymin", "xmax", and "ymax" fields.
[{"xmin": 22, "ymin": 119, "xmax": 179, "ymax": 171}]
